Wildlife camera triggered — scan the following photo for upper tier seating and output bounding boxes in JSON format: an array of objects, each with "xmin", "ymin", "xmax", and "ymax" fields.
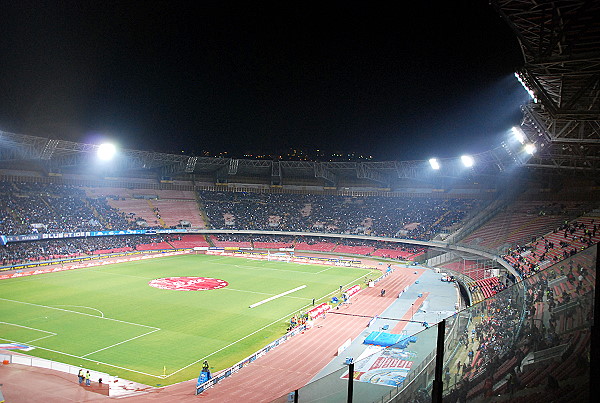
[
  {"xmin": 503, "ymin": 216, "xmax": 599, "ymax": 278},
  {"xmin": 461, "ymin": 201, "xmax": 589, "ymax": 252},
  {"xmin": 199, "ymin": 191, "xmax": 482, "ymax": 241}
]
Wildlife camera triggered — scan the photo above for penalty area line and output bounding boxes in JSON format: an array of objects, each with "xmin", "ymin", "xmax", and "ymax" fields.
[
  {"xmin": 81, "ymin": 328, "xmax": 160, "ymax": 358},
  {"xmin": 249, "ymin": 285, "xmax": 307, "ymax": 308}
]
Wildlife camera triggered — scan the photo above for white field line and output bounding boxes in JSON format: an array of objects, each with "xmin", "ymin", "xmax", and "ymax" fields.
[
  {"xmin": 0, "ymin": 337, "xmax": 163, "ymax": 378},
  {"xmin": 223, "ymin": 288, "xmax": 273, "ymax": 296},
  {"xmin": 344, "ymin": 272, "xmax": 373, "ymax": 290},
  {"xmin": 249, "ymin": 285, "xmax": 307, "ymax": 308},
  {"xmin": 314, "ymin": 266, "xmax": 335, "ymax": 274},
  {"xmin": 0, "ymin": 297, "xmax": 159, "ymax": 330},
  {"xmin": 82, "ymin": 328, "xmax": 160, "ymax": 357},
  {"xmin": 26, "ymin": 334, "xmax": 58, "ymax": 343},
  {"xmin": 164, "ymin": 269, "xmax": 375, "ymax": 378},
  {"xmin": 0, "ymin": 321, "xmax": 57, "ymax": 343},
  {"xmin": 223, "ymin": 287, "xmax": 311, "ymax": 300},
  {"xmin": 0, "ymin": 298, "xmax": 165, "ymax": 375},
  {"xmin": 1, "ymin": 260, "xmax": 376, "ymax": 380},
  {"xmin": 0, "ymin": 321, "xmax": 57, "ymax": 335},
  {"xmin": 53, "ymin": 305, "xmax": 105, "ymax": 318},
  {"xmin": 163, "ymin": 302, "xmax": 315, "ymax": 379}
]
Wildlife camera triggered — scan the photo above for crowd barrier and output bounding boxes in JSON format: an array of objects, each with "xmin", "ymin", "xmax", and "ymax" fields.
[{"xmin": 0, "ymin": 353, "xmax": 110, "ymax": 387}]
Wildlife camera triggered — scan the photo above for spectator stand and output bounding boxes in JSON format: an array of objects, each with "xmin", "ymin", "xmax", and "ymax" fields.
[
  {"xmin": 503, "ymin": 215, "xmax": 600, "ymax": 279},
  {"xmin": 0, "ymin": 234, "xmax": 178, "ymax": 271},
  {"xmin": 459, "ymin": 201, "xmax": 591, "ymax": 253}
]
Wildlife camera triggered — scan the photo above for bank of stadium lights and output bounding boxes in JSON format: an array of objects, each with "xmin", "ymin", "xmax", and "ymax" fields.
[
  {"xmin": 511, "ymin": 126, "xmax": 526, "ymax": 144},
  {"xmin": 524, "ymin": 143, "xmax": 537, "ymax": 155},
  {"xmin": 428, "ymin": 158, "xmax": 440, "ymax": 170},
  {"xmin": 97, "ymin": 143, "xmax": 117, "ymax": 161},
  {"xmin": 514, "ymin": 72, "xmax": 538, "ymax": 103},
  {"xmin": 510, "ymin": 126, "xmax": 537, "ymax": 156},
  {"xmin": 460, "ymin": 155, "xmax": 474, "ymax": 168}
]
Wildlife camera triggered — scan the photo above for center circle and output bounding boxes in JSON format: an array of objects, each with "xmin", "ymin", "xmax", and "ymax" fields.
[{"xmin": 148, "ymin": 277, "xmax": 229, "ymax": 291}]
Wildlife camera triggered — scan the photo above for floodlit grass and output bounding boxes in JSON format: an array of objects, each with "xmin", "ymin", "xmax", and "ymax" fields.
[{"xmin": 0, "ymin": 253, "xmax": 380, "ymax": 385}]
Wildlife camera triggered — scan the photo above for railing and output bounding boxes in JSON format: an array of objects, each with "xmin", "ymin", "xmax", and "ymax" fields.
[
  {"xmin": 0, "ymin": 174, "xmax": 495, "ymax": 199},
  {"xmin": 0, "ymin": 352, "xmax": 110, "ymax": 384},
  {"xmin": 272, "ymin": 244, "xmax": 595, "ymax": 403}
]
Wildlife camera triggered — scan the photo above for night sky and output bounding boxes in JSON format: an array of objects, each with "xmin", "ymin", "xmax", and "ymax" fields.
[{"xmin": 0, "ymin": 1, "xmax": 527, "ymax": 161}]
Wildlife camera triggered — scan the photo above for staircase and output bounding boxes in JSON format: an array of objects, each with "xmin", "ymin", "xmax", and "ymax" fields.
[
  {"xmin": 147, "ymin": 199, "xmax": 166, "ymax": 228},
  {"xmin": 194, "ymin": 193, "xmax": 211, "ymax": 229}
]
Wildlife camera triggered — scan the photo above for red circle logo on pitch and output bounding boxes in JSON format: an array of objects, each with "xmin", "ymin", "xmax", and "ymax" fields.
[{"xmin": 148, "ymin": 277, "xmax": 228, "ymax": 291}]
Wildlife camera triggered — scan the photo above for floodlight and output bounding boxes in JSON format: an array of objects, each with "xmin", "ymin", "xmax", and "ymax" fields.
[
  {"xmin": 429, "ymin": 158, "xmax": 440, "ymax": 170},
  {"xmin": 524, "ymin": 143, "xmax": 537, "ymax": 155},
  {"xmin": 97, "ymin": 143, "xmax": 116, "ymax": 161},
  {"xmin": 461, "ymin": 155, "xmax": 474, "ymax": 168},
  {"xmin": 514, "ymin": 71, "xmax": 538, "ymax": 102},
  {"xmin": 511, "ymin": 126, "xmax": 526, "ymax": 144}
]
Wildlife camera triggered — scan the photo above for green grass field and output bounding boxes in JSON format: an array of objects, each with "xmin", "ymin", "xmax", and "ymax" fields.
[{"xmin": 0, "ymin": 253, "xmax": 379, "ymax": 385}]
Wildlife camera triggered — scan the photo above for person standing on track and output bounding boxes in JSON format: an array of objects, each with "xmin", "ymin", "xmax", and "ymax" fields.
[
  {"xmin": 85, "ymin": 370, "xmax": 91, "ymax": 386},
  {"xmin": 78, "ymin": 368, "xmax": 84, "ymax": 384}
]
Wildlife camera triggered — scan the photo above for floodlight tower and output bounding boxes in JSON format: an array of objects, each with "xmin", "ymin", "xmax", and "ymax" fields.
[
  {"xmin": 461, "ymin": 155, "xmax": 474, "ymax": 168},
  {"xmin": 97, "ymin": 143, "xmax": 117, "ymax": 161}
]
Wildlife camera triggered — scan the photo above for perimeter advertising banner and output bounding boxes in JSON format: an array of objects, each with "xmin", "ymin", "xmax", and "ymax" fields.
[
  {"xmin": 341, "ymin": 346, "xmax": 416, "ymax": 387},
  {"xmin": 345, "ymin": 285, "xmax": 361, "ymax": 297},
  {"xmin": 3, "ymin": 228, "xmax": 190, "ymax": 244},
  {"xmin": 307, "ymin": 303, "xmax": 331, "ymax": 319}
]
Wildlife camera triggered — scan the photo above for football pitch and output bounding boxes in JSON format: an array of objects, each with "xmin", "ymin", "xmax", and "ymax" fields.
[{"xmin": 0, "ymin": 253, "xmax": 380, "ymax": 385}]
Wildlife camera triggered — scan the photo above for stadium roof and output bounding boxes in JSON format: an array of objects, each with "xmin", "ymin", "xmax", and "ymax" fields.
[
  {"xmin": 2, "ymin": 1, "xmax": 599, "ymax": 185},
  {"xmin": 0, "ymin": 130, "xmax": 530, "ymax": 187},
  {"xmin": 491, "ymin": 0, "xmax": 600, "ymax": 172}
]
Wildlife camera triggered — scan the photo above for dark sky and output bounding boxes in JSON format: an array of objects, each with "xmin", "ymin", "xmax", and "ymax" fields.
[{"xmin": 0, "ymin": 1, "xmax": 527, "ymax": 161}]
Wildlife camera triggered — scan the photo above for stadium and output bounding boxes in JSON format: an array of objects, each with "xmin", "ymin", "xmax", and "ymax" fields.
[{"xmin": 0, "ymin": 1, "xmax": 599, "ymax": 403}]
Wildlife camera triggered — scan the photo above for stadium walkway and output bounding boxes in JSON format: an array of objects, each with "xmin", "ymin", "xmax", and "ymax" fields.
[{"xmin": 0, "ymin": 266, "xmax": 424, "ymax": 403}]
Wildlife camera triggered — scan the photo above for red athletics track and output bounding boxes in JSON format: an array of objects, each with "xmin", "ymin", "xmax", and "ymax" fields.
[
  {"xmin": 390, "ymin": 292, "xmax": 430, "ymax": 334},
  {"xmin": 0, "ymin": 266, "xmax": 424, "ymax": 403}
]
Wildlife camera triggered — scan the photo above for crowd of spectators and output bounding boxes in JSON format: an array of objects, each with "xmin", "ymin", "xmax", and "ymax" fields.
[
  {"xmin": 503, "ymin": 218, "xmax": 599, "ymax": 278},
  {"xmin": 447, "ymin": 218, "xmax": 596, "ymax": 400},
  {"xmin": 0, "ymin": 181, "xmax": 143, "ymax": 235},
  {"xmin": 199, "ymin": 191, "xmax": 481, "ymax": 241},
  {"xmin": 207, "ymin": 233, "xmax": 426, "ymax": 256},
  {"xmin": 213, "ymin": 233, "xmax": 254, "ymax": 243},
  {"xmin": 2, "ymin": 184, "xmax": 481, "ymax": 241},
  {"xmin": 468, "ymin": 276, "xmax": 507, "ymax": 301},
  {"xmin": 0, "ymin": 180, "xmax": 594, "ymax": 400},
  {"xmin": 444, "ymin": 246, "xmax": 594, "ymax": 401},
  {"xmin": 0, "ymin": 235, "xmax": 171, "ymax": 266}
]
